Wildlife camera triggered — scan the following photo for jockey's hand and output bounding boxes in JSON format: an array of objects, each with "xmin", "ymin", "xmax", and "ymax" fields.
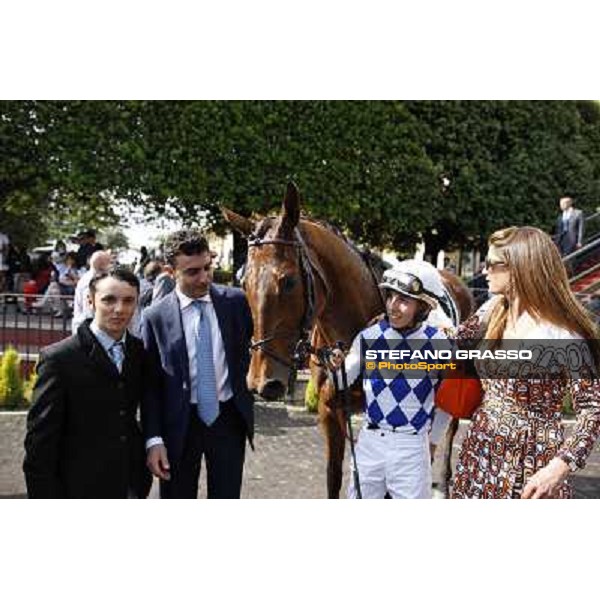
[
  {"xmin": 521, "ymin": 457, "xmax": 570, "ymax": 499},
  {"xmin": 328, "ymin": 348, "xmax": 345, "ymax": 371}
]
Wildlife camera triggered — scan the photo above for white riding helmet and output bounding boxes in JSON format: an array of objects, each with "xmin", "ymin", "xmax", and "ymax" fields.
[{"xmin": 379, "ymin": 259, "xmax": 444, "ymax": 311}]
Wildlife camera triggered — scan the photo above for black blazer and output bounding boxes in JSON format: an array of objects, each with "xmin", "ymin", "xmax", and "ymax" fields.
[
  {"xmin": 141, "ymin": 284, "xmax": 254, "ymax": 464},
  {"xmin": 23, "ymin": 320, "xmax": 152, "ymax": 499}
]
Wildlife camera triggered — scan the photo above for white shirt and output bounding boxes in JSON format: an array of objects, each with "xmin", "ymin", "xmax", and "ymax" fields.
[
  {"xmin": 175, "ymin": 287, "xmax": 233, "ymax": 405},
  {"xmin": 56, "ymin": 263, "xmax": 79, "ymax": 287},
  {"xmin": 146, "ymin": 287, "xmax": 233, "ymax": 450},
  {"xmin": 89, "ymin": 319, "xmax": 127, "ymax": 359},
  {"xmin": 72, "ymin": 269, "xmax": 94, "ymax": 333},
  {"xmin": 562, "ymin": 207, "xmax": 573, "ymax": 223}
]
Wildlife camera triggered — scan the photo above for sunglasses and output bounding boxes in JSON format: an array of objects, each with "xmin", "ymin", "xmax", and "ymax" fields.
[{"xmin": 485, "ymin": 258, "xmax": 508, "ymax": 270}]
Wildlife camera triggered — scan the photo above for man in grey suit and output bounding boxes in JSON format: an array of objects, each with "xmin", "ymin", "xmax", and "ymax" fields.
[{"xmin": 556, "ymin": 196, "xmax": 584, "ymax": 256}]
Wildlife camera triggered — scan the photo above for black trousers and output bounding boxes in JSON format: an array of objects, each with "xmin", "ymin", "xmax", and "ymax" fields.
[{"xmin": 160, "ymin": 400, "xmax": 247, "ymax": 499}]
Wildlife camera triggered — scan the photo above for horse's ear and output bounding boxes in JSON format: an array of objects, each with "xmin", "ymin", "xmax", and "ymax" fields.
[
  {"xmin": 221, "ymin": 207, "xmax": 254, "ymax": 237},
  {"xmin": 281, "ymin": 181, "xmax": 301, "ymax": 232}
]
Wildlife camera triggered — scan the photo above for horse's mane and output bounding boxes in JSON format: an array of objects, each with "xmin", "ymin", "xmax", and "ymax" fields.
[{"xmin": 254, "ymin": 211, "xmax": 389, "ymax": 281}]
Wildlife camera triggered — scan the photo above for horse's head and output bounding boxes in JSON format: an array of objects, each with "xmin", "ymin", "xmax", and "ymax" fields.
[{"xmin": 223, "ymin": 183, "xmax": 314, "ymax": 400}]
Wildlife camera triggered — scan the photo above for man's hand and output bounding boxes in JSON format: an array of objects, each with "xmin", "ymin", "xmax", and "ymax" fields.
[
  {"xmin": 521, "ymin": 457, "xmax": 570, "ymax": 499},
  {"xmin": 147, "ymin": 444, "xmax": 171, "ymax": 480}
]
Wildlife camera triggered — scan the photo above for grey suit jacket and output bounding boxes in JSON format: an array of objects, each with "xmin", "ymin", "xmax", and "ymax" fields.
[{"xmin": 556, "ymin": 208, "xmax": 584, "ymax": 255}]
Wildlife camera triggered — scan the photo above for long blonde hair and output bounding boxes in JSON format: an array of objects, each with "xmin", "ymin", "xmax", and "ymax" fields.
[{"xmin": 485, "ymin": 226, "xmax": 600, "ymax": 367}]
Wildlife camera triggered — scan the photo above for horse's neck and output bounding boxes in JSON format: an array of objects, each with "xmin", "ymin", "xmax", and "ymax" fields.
[{"xmin": 301, "ymin": 221, "xmax": 383, "ymax": 346}]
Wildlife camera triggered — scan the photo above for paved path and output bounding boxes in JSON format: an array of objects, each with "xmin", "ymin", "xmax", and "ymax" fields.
[{"xmin": 3, "ymin": 403, "xmax": 600, "ymax": 498}]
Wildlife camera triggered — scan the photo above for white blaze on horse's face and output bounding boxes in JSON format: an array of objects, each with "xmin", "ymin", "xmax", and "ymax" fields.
[{"xmin": 244, "ymin": 244, "xmax": 306, "ymax": 400}]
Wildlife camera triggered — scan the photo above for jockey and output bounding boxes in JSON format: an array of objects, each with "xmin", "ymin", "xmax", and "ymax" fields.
[{"xmin": 329, "ymin": 259, "xmax": 454, "ymax": 499}]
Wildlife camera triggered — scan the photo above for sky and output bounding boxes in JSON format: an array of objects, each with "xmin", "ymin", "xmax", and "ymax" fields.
[{"xmin": 116, "ymin": 203, "xmax": 184, "ymax": 252}]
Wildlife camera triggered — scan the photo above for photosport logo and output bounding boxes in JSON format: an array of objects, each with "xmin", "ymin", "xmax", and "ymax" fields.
[{"xmin": 360, "ymin": 338, "xmax": 597, "ymax": 380}]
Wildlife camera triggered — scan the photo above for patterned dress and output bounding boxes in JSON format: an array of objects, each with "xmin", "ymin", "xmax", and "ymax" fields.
[{"xmin": 451, "ymin": 308, "xmax": 600, "ymax": 499}]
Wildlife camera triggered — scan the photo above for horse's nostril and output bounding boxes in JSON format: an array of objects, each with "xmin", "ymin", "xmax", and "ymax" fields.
[{"xmin": 260, "ymin": 379, "xmax": 286, "ymax": 401}]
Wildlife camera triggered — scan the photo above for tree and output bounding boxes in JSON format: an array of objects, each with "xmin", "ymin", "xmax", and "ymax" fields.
[
  {"xmin": 404, "ymin": 100, "xmax": 600, "ymax": 255},
  {"xmin": 0, "ymin": 101, "xmax": 126, "ymax": 248},
  {"xmin": 2, "ymin": 100, "xmax": 600, "ymax": 263},
  {"xmin": 103, "ymin": 228, "xmax": 129, "ymax": 252}
]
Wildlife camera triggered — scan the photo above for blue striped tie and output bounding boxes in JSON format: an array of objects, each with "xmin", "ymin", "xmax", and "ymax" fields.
[
  {"xmin": 195, "ymin": 300, "xmax": 219, "ymax": 425},
  {"xmin": 109, "ymin": 341, "xmax": 125, "ymax": 373}
]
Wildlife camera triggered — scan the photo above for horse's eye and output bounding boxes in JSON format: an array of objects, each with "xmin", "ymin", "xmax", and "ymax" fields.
[{"xmin": 281, "ymin": 275, "xmax": 297, "ymax": 294}]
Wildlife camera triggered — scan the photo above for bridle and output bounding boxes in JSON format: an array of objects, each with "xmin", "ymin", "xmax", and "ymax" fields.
[{"xmin": 246, "ymin": 227, "xmax": 319, "ymax": 374}]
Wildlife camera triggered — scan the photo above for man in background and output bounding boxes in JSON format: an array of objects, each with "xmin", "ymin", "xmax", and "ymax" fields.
[
  {"xmin": 556, "ymin": 196, "xmax": 584, "ymax": 256},
  {"xmin": 72, "ymin": 250, "xmax": 112, "ymax": 333},
  {"xmin": 75, "ymin": 229, "xmax": 104, "ymax": 269},
  {"xmin": 0, "ymin": 230, "xmax": 9, "ymax": 293}
]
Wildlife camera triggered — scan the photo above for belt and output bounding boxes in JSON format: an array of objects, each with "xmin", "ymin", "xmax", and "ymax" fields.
[{"xmin": 366, "ymin": 423, "xmax": 418, "ymax": 435}]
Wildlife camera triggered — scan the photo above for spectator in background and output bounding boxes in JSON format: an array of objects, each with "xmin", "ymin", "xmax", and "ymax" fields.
[
  {"xmin": 72, "ymin": 250, "xmax": 112, "ymax": 333},
  {"xmin": 152, "ymin": 263, "xmax": 176, "ymax": 303},
  {"xmin": 32, "ymin": 253, "xmax": 57, "ymax": 295},
  {"xmin": 7, "ymin": 243, "xmax": 32, "ymax": 295},
  {"xmin": 54, "ymin": 239, "xmax": 67, "ymax": 256},
  {"xmin": 556, "ymin": 196, "xmax": 584, "ymax": 256},
  {"xmin": 0, "ymin": 230, "xmax": 9, "ymax": 293},
  {"xmin": 139, "ymin": 261, "xmax": 163, "ymax": 309},
  {"xmin": 56, "ymin": 251, "xmax": 80, "ymax": 317},
  {"xmin": 136, "ymin": 246, "xmax": 151, "ymax": 278},
  {"xmin": 75, "ymin": 229, "xmax": 104, "ymax": 270},
  {"xmin": 32, "ymin": 252, "xmax": 63, "ymax": 316},
  {"xmin": 57, "ymin": 252, "xmax": 80, "ymax": 294}
]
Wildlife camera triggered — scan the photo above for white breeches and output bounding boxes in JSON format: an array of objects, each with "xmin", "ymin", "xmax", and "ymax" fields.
[{"xmin": 347, "ymin": 427, "xmax": 432, "ymax": 499}]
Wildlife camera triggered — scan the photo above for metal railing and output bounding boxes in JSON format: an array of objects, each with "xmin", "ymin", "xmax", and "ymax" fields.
[
  {"xmin": 582, "ymin": 210, "xmax": 600, "ymax": 245},
  {"xmin": 0, "ymin": 293, "xmax": 73, "ymax": 376}
]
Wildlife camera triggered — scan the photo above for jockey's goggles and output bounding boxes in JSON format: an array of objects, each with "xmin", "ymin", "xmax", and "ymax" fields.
[
  {"xmin": 380, "ymin": 271, "xmax": 424, "ymax": 297},
  {"xmin": 379, "ymin": 271, "xmax": 439, "ymax": 310}
]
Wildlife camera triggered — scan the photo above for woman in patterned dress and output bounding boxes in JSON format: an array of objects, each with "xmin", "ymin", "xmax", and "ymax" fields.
[{"xmin": 451, "ymin": 226, "xmax": 600, "ymax": 499}]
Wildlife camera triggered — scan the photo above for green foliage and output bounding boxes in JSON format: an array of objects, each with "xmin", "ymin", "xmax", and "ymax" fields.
[
  {"xmin": 405, "ymin": 101, "xmax": 600, "ymax": 255},
  {"xmin": 102, "ymin": 228, "xmax": 129, "ymax": 251},
  {"xmin": 304, "ymin": 376, "xmax": 319, "ymax": 413},
  {"xmin": 23, "ymin": 367, "xmax": 37, "ymax": 407},
  {"xmin": 0, "ymin": 348, "xmax": 25, "ymax": 410},
  {"xmin": 2, "ymin": 100, "xmax": 600, "ymax": 256}
]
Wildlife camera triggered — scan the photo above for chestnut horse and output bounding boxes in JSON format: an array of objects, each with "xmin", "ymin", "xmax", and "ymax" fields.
[{"xmin": 223, "ymin": 183, "xmax": 473, "ymax": 498}]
